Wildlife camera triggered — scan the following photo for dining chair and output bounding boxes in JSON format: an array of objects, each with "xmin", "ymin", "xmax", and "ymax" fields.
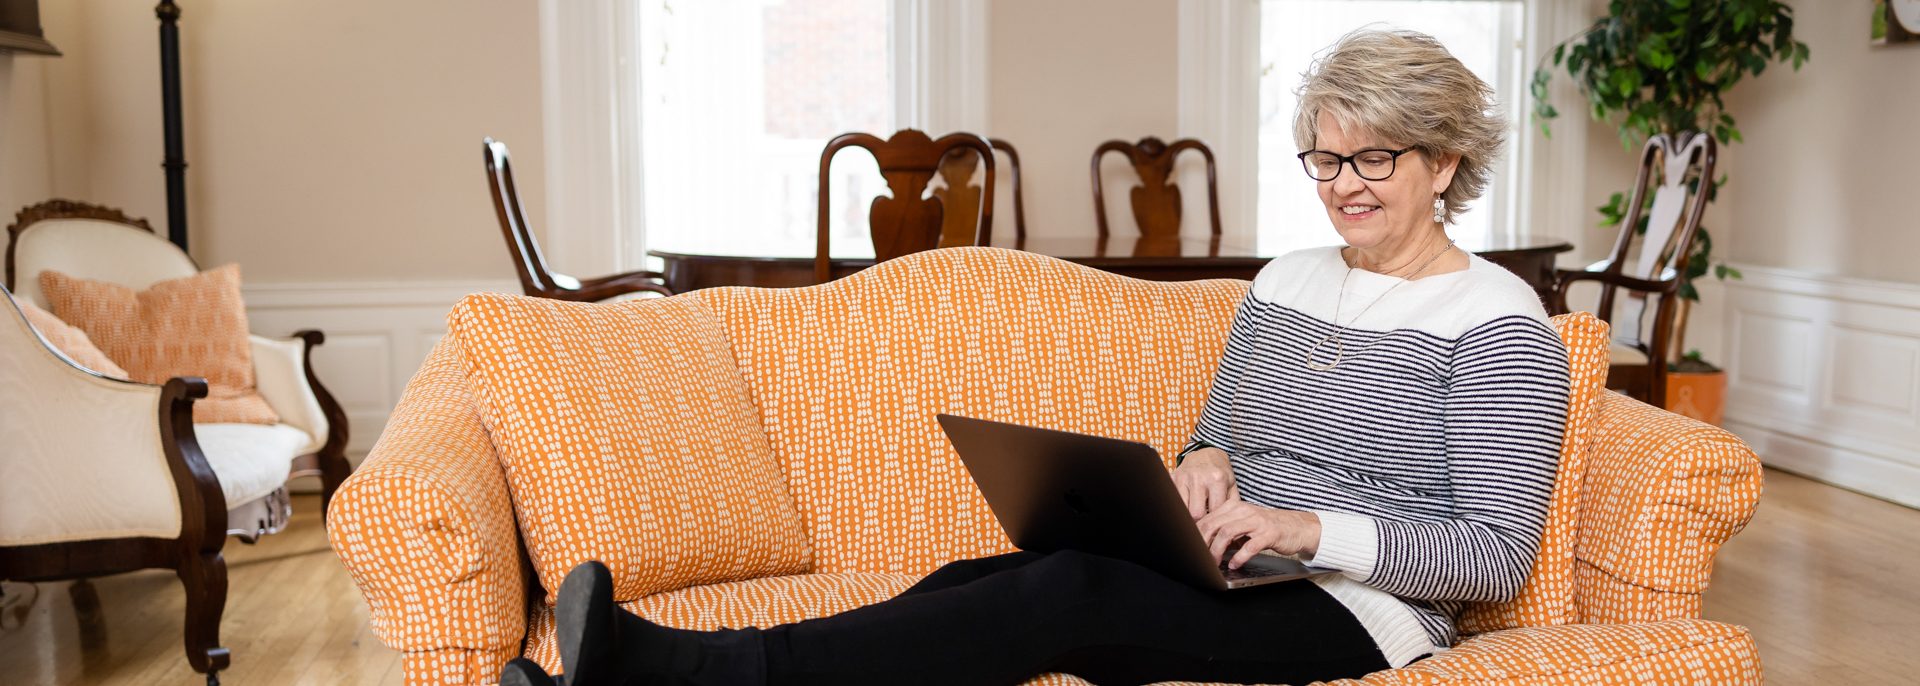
[
  {"xmin": 816, "ymin": 129, "xmax": 996, "ymax": 284},
  {"xmin": 932, "ymin": 138, "xmax": 1025, "ymax": 247},
  {"xmin": 482, "ymin": 138, "xmax": 671, "ymax": 301},
  {"xmin": 1550, "ymin": 131, "xmax": 1717, "ymax": 409},
  {"xmin": 1091, "ymin": 137, "xmax": 1222, "ymax": 242}
]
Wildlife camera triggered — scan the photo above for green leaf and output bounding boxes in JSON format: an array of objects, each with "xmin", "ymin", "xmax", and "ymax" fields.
[{"xmin": 1723, "ymin": 266, "xmax": 1744, "ymax": 280}]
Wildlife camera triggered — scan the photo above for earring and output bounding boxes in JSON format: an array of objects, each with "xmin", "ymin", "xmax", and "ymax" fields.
[{"xmin": 1432, "ymin": 196, "xmax": 1446, "ymax": 224}]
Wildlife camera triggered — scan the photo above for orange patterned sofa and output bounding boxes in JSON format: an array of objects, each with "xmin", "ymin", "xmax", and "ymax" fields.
[{"xmin": 329, "ymin": 247, "xmax": 1764, "ymax": 685}]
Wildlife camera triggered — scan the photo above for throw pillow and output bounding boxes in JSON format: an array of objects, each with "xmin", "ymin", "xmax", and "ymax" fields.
[
  {"xmin": 1455, "ymin": 311, "xmax": 1611, "ymax": 633},
  {"xmin": 38, "ymin": 265, "xmax": 279, "ymax": 424},
  {"xmin": 447, "ymin": 292, "xmax": 812, "ymax": 603},
  {"xmin": 13, "ymin": 298, "xmax": 131, "ymax": 378}
]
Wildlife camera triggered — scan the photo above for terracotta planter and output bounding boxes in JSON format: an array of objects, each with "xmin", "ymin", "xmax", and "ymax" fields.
[{"xmin": 1666, "ymin": 370, "xmax": 1727, "ymax": 426}]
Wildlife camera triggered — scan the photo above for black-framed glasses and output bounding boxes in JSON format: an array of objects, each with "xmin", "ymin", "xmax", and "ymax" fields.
[{"xmin": 1296, "ymin": 146, "xmax": 1417, "ymax": 182}]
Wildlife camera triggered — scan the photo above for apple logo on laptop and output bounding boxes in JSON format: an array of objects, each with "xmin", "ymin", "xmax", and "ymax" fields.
[{"xmin": 1063, "ymin": 488, "xmax": 1093, "ymax": 515}]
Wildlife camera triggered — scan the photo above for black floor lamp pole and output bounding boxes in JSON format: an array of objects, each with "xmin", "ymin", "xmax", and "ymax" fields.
[{"xmin": 157, "ymin": 0, "xmax": 188, "ymax": 252}]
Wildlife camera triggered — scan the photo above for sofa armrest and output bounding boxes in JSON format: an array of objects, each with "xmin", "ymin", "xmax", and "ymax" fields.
[
  {"xmin": 250, "ymin": 333, "xmax": 328, "ymax": 454},
  {"xmin": 1571, "ymin": 392, "xmax": 1763, "ymax": 624},
  {"xmin": 326, "ymin": 336, "xmax": 526, "ymax": 680}
]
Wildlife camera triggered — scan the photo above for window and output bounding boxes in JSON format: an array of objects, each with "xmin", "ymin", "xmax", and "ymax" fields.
[
  {"xmin": 1256, "ymin": 1, "xmax": 1527, "ymax": 254},
  {"xmin": 638, "ymin": 0, "xmax": 896, "ymax": 257}
]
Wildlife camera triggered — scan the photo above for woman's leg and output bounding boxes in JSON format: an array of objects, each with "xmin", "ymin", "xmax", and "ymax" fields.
[
  {"xmin": 760, "ymin": 549, "xmax": 1387, "ymax": 686},
  {"xmin": 557, "ymin": 552, "xmax": 1388, "ymax": 686},
  {"xmin": 896, "ymin": 550, "xmax": 1047, "ymax": 596}
]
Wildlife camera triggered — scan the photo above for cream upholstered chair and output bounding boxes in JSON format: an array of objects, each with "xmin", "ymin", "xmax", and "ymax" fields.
[{"xmin": 0, "ymin": 199, "xmax": 354, "ymax": 685}]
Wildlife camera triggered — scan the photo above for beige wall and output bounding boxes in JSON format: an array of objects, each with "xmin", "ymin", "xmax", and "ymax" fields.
[
  {"xmin": 3, "ymin": 0, "xmax": 546, "ymax": 284},
  {"xmin": 988, "ymin": 0, "xmax": 1179, "ymax": 239},
  {"xmin": 1720, "ymin": 2, "xmax": 1920, "ymax": 284}
]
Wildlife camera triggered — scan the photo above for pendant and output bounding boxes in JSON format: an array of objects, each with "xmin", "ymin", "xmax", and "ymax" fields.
[{"xmin": 1306, "ymin": 333, "xmax": 1344, "ymax": 371}]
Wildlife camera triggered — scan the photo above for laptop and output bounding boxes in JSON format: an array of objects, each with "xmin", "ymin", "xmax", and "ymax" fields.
[{"xmin": 936, "ymin": 413, "xmax": 1338, "ymax": 591}]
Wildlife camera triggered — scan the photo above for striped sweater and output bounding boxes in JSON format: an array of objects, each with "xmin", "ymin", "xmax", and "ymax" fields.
[{"xmin": 1182, "ymin": 246, "xmax": 1570, "ymax": 666}]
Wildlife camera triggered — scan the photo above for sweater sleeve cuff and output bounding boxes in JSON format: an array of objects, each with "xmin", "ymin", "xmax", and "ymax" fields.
[{"xmin": 1304, "ymin": 510, "xmax": 1379, "ymax": 582}]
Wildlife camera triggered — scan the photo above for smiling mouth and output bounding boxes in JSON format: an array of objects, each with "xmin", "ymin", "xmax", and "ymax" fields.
[{"xmin": 1340, "ymin": 205, "xmax": 1380, "ymax": 216}]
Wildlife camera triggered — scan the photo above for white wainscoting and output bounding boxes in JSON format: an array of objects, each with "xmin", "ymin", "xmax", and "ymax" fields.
[
  {"xmin": 1722, "ymin": 265, "xmax": 1920, "ymax": 508},
  {"xmin": 242, "ymin": 280, "xmax": 519, "ymax": 463}
]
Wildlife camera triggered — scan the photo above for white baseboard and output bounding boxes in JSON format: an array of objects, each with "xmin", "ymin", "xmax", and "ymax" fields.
[
  {"xmin": 1722, "ymin": 265, "xmax": 1920, "ymax": 507},
  {"xmin": 242, "ymin": 279, "xmax": 519, "ymax": 461}
]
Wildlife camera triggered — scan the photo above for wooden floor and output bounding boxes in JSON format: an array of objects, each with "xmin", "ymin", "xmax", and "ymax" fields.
[
  {"xmin": 1, "ymin": 471, "xmax": 1916, "ymax": 685},
  {"xmin": 0, "ymin": 495, "xmax": 401, "ymax": 685}
]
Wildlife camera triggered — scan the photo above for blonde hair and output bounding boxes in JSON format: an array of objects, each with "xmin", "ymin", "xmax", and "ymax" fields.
[{"xmin": 1293, "ymin": 29, "xmax": 1505, "ymax": 225}]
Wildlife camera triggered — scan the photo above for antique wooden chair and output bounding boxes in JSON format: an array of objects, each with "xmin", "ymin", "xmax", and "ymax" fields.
[
  {"xmin": 816, "ymin": 129, "xmax": 996, "ymax": 284},
  {"xmin": 931, "ymin": 138, "xmax": 1025, "ymax": 247},
  {"xmin": 483, "ymin": 138, "xmax": 671, "ymax": 301},
  {"xmin": 1550, "ymin": 132, "xmax": 1717, "ymax": 408},
  {"xmin": 2, "ymin": 199, "xmax": 355, "ymax": 684},
  {"xmin": 1091, "ymin": 137, "xmax": 1222, "ymax": 250}
]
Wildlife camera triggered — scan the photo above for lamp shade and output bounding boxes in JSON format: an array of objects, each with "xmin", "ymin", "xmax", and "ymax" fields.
[{"xmin": 0, "ymin": 0, "xmax": 58, "ymax": 56}]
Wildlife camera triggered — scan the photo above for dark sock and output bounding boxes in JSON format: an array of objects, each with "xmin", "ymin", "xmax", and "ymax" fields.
[
  {"xmin": 499, "ymin": 657, "xmax": 560, "ymax": 686},
  {"xmin": 556, "ymin": 561, "xmax": 766, "ymax": 686}
]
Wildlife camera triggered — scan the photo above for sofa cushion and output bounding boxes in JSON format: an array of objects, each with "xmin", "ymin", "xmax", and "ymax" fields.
[
  {"xmin": 194, "ymin": 423, "xmax": 311, "ymax": 508},
  {"xmin": 696, "ymin": 247, "xmax": 1248, "ymax": 575},
  {"xmin": 1327, "ymin": 619, "xmax": 1759, "ymax": 685},
  {"xmin": 12, "ymin": 298, "xmax": 130, "ymax": 378},
  {"xmin": 1456, "ymin": 312, "xmax": 1610, "ymax": 634},
  {"xmin": 446, "ymin": 293, "xmax": 812, "ymax": 603},
  {"xmin": 37, "ymin": 264, "xmax": 279, "ymax": 424}
]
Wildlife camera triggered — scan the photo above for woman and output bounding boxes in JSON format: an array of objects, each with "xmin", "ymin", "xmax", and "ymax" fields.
[{"xmin": 503, "ymin": 29, "xmax": 1570, "ymax": 686}]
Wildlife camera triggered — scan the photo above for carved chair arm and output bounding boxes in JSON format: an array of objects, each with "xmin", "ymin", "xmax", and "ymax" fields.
[{"xmin": 567, "ymin": 269, "xmax": 673, "ymax": 301}]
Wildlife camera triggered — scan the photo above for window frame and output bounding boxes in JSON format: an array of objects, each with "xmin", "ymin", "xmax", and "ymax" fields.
[
  {"xmin": 537, "ymin": 0, "xmax": 987, "ymax": 277},
  {"xmin": 1177, "ymin": 0, "xmax": 1590, "ymax": 254}
]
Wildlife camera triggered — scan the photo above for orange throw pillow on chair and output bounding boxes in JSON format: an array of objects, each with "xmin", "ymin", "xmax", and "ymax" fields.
[
  {"xmin": 13, "ymin": 299, "xmax": 132, "ymax": 378},
  {"xmin": 38, "ymin": 264, "xmax": 280, "ymax": 424}
]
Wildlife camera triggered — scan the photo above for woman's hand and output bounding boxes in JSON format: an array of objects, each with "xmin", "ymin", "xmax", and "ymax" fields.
[
  {"xmin": 1171, "ymin": 447, "xmax": 1239, "ymax": 520},
  {"xmin": 1196, "ymin": 501, "xmax": 1321, "ymax": 569}
]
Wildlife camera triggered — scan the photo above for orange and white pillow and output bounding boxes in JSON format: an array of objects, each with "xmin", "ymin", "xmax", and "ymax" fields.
[
  {"xmin": 38, "ymin": 264, "xmax": 279, "ymax": 424},
  {"xmin": 446, "ymin": 292, "xmax": 813, "ymax": 605},
  {"xmin": 13, "ymin": 298, "xmax": 131, "ymax": 378}
]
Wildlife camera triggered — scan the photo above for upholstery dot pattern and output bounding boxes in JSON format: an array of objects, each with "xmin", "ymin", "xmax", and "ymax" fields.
[
  {"xmin": 327, "ymin": 249, "xmax": 1764, "ymax": 686},
  {"xmin": 1319, "ymin": 619, "xmax": 1760, "ymax": 685},
  {"xmin": 1572, "ymin": 391, "xmax": 1762, "ymax": 625},
  {"xmin": 11, "ymin": 297, "xmax": 130, "ymax": 377},
  {"xmin": 696, "ymin": 247, "xmax": 1247, "ymax": 574},
  {"xmin": 1455, "ymin": 312, "xmax": 1609, "ymax": 634},
  {"xmin": 327, "ymin": 336, "xmax": 527, "ymax": 664},
  {"xmin": 36, "ymin": 264, "xmax": 278, "ymax": 423},
  {"xmin": 446, "ymin": 293, "xmax": 813, "ymax": 603}
]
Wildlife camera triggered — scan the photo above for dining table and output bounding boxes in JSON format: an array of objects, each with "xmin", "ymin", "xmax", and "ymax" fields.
[{"xmin": 650, "ymin": 233, "xmax": 1573, "ymax": 303}]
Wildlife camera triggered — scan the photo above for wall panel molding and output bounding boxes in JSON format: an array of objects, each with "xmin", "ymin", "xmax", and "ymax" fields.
[
  {"xmin": 1723, "ymin": 265, "xmax": 1920, "ymax": 507},
  {"xmin": 242, "ymin": 280, "xmax": 517, "ymax": 461}
]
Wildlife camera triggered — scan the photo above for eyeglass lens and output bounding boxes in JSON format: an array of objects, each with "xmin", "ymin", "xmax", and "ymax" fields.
[{"xmin": 1301, "ymin": 150, "xmax": 1401, "ymax": 182}]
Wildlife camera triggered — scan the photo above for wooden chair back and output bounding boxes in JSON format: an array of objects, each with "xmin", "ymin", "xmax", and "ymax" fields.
[
  {"xmin": 816, "ymin": 129, "xmax": 995, "ymax": 284},
  {"xmin": 1551, "ymin": 131, "xmax": 1717, "ymax": 407},
  {"xmin": 932, "ymin": 138, "xmax": 1025, "ymax": 247},
  {"xmin": 484, "ymin": 138, "xmax": 668, "ymax": 300},
  {"xmin": 1091, "ymin": 137, "xmax": 1221, "ymax": 242}
]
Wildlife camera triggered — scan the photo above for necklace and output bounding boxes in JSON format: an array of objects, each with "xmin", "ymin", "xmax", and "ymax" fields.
[
  {"xmin": 1225, "ymin": 237, "xmax": 1456, "ymax": 454},
  {"xmin": 1304, "ymin": 238, "xmax": 1455, "ymax": 372}
]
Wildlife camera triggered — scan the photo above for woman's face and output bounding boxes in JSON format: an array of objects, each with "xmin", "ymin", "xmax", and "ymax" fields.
[{"xmin": 1310, "ymin": 112, "xmax": 1458, "ymax": 252}]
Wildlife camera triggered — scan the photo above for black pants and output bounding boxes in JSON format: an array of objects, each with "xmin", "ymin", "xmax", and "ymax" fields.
[{"xmin": 759, "ymin": 550, "xmax": 1389, "ymax": 686}]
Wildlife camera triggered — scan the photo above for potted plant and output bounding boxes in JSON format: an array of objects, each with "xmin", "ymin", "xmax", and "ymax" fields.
[{"xmin": 1531, "ymin": 0, "xmax": 1810, "ymax": 424}]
